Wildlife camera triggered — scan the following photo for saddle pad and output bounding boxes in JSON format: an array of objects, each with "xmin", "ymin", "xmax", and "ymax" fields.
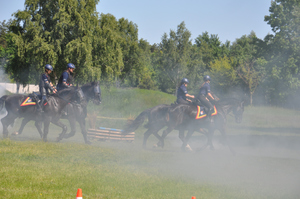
[
  {"xmin": 195, "ymin": 105, "xmax": 217, "ymax": 120},
  {"xmin": 20, "ymin": 97, "xmax": 47, "ymax": 107},
  {"xmin": 20, "ymin": 97, "xmax": 36, "ymax": 106}
]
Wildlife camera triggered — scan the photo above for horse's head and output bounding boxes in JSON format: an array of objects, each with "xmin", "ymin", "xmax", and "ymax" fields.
[
  {"xmin": 81, "ymin": 81, "xmax": 101, "ymax": 105},
  {"xmin": 232, "ymin": 100, "xmax": 244, "ymax": 123}
]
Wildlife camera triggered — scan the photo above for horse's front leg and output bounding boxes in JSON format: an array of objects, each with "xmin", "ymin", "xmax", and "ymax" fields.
[
  {"xmin": 51, "ymin": 117, "xmax": 68, "ymax": 142},
  {"xmin": 63, "ymin": 115, "xmax": 76, "ymax": 139},
  {"xmin": 78, "ymin": 118, "xmax": 91, "ymax": 145}
]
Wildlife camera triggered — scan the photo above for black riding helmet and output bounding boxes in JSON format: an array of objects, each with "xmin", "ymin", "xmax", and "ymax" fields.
[
  {"xmin": 203, "ymin": 75, "xmax": 211, "ymax": 81},
  {"xmin": 45, "ymin": 64, "xmax": 53, "ymax": 71},
  {"xmin": 181, "ymin": 78, "xmax": 189, "ymax": 84}
]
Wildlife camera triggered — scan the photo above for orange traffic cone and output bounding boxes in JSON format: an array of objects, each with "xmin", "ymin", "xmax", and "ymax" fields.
[{"xmin": 76, "ymin": 188, "xmax": 82, "ymax": 199}]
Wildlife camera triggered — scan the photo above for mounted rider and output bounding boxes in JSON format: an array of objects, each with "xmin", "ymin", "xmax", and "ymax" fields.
[
  {"xmin": 37, "ymin": 64, "xmax": 57, "ymax": 114},
  {"xmin": 176, "ymin": 78, "xmax": 195, "ymax": 104},
  {"xmin": 56, "ymin": 63, "xmax": 86, "ymax": 116},
  {"xmin": 197, "ymin": 75, "xmax": 216, "ymax": 120},
  {"xmin": 56, "ymin": 63, "xmax": 75, "ymax": 91}
]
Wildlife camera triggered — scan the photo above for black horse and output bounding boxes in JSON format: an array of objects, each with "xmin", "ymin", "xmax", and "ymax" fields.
[
  {"xmin": 0, "ymin": 87, "xmax": 81, "ymax": 141},
  {"xmin": 123, "ymin": 104, "xmax": 172, "ymax": 148},
  {"xmin": 124, "ymin": 98, "xmax": 244, "ymax": 153},
  {"xmin": 13, "ymin": 81, "xmax": 101, "ymax": 144},
  {"xmin": 158, "ymin": 98, "xmax": 245, "ymax": 153}
]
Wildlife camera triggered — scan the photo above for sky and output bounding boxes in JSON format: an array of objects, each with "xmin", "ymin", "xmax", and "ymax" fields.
[{"xmin": 0, "ymin": 0, "xmax": 273, "ymax": 44}]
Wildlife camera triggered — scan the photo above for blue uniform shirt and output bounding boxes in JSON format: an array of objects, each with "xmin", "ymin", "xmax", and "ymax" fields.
[
  {"xmin": 57, "ymin": 71, "xmax": 73, "ymax": 91},
  {"xmin": 199, "ymin": 82, "xmax": 211, "ymax": 96},
  {"xmin": 177, "ymin": 84, "xmax": 188, "ymax": 100},
  {"xmin": 39, "ymin": 73, "xmax": 51, "ymax": 95},
  {"xmin": 61, "ymin": 71, "xmax": 69, "ymax": 83}
]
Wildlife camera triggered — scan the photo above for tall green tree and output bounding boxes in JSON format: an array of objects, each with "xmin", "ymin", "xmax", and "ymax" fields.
[
  {"xmin": 195, "ymin": 32, "xmax": 230, "ymax": 69},
  {"xmin": 209, "ymin": 56, "xmax": 237, "ymax": 96},
  {"xmin": 117, "ymin": 18, "xmax": 140, "ymax": 87},
  {"xmin": 230, "ymin": 32, "xmax": 266, "ymax": 105},
  {"xmin": 95, "ymin": 13, "xmax": 124, "ymax": 87},
  {"xmin": 156, "ymin": 22, "xmax": 192, "ymax": 95},
  {"xmin": 264, "ymin": 0, "xmax": 300, "ymax": 105},
  {"xmin": 185, "ymin": 45, "xmax": 205, "ymax": 94},
  {"xmin": 0, "ymin": 20, "xmax": 13, "ymax": 82},
  {"xmin": 8, "ymin": 0, "xmax": 101, "ymax": 85},
  {"xmin": 136, "ymin": 39, "xmax": 157, "ymax": 90}
]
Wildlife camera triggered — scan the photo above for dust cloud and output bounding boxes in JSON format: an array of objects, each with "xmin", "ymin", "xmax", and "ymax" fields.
[{"xmin": 1, "ymin": 75, "xmax": 300, "ymax": 198}]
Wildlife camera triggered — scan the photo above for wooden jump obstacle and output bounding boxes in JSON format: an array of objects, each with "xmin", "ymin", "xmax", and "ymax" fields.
[
  {"xmin": 87, "ymin": 113, "xmax": 134, "ymax": 142},
  {"xmin": 87, "ymin": 127, "xmax": 135, "ymax": 142}
]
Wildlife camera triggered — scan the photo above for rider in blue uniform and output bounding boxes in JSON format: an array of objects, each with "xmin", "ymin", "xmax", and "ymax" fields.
[
  {"xmin": 56, "ymin": 63, "xmax": 75, "ymax": 91},
  {"xmin": 197, "ymin": 75, "xmax": 216, "ymax": 119},
  {"xmin": 37, "ymin": 64, "xmax": 57, "ymax": 114},
  {"xmin": 176, "ymin": 78, "xmax": 194, "ymax": 104}
]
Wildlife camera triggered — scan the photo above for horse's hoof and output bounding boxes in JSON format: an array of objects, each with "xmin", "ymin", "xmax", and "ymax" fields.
[
  {"xmin": 11, "ymin": 132, "xmax": 19, "ymax": 136},
  {"xmin": 157, "ymin": 141, "xmax": 164, "ymax": 148},
  {"xmin": 185, "ymin": 144, "xmax": 193, "ymax": 152}
]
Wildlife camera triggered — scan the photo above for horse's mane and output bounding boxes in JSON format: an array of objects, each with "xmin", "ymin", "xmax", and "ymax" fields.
[{"xmin": 80, "ymin": 81, "xmax": 98, "ymax": 90}]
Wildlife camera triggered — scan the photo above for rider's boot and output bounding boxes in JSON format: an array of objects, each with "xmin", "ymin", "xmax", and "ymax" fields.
[{"xmin": 36, "ymin": 99, "xmax": 44, "ymax": 115}]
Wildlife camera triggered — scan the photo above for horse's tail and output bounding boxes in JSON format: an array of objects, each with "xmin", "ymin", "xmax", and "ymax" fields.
[
  {"xmin": 123, "ymin": 108, "xmax": 152, "ymax": 134},
  {"xmin": 0, "ymin": 95, "xmax": 8, "ymax": 111}
]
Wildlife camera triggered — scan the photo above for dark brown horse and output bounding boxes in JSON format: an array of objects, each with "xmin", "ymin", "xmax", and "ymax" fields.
[
  {"xmin": 0, "ymin": 87, "xmax": 80, "ymax": 141},
  {"xmin": 12, "ymin": 82, "xmax": 101, "ymax": 144}
]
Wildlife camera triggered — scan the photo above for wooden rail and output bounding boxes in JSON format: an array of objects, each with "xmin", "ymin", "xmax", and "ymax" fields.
[{"xmin": 87, "ymin": 127, "xmax": 134, "ymax": 142}]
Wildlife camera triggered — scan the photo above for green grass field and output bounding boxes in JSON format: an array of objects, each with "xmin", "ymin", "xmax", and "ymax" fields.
[{"xmin": 1, "ymin": 88, "xmax": 300, "ymax": 199}]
